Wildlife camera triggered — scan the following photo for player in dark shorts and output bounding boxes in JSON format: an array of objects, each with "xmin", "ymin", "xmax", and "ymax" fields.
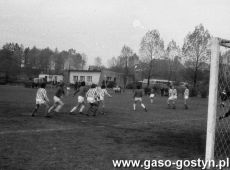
[
  {"xmin": 133, "ymin": 85, "xmax": 147, "ymax": 112},
  {"xmin": 70, "ymin": 81, "xmax": 88, "ymax": 114},
  {"xmin": 48, "ymin": 82, "xmax": 65, "ymax": 115}
]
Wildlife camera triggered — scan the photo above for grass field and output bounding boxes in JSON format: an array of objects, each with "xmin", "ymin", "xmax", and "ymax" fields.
[{"xmin": 0, "ymin": 85, "xmax": 208, "ymax": 170}]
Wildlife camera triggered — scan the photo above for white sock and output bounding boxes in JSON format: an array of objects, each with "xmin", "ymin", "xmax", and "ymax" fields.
[
  {"xmin": 141, "ymin": 103, "xmax": 145, "ymax": 109},
  {"xmin": 79, "ymin": 105, "xmax": 85, "ymax": 112},
  {"xmin": 133, "ymin": 104, "xmax": 136, "ymax": 110},
  {"xmin": 70, "ymin": 106, "xmax": 77, "ymax": 112}
]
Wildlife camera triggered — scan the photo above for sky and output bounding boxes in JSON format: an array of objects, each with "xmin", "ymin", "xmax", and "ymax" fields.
[{"xmin": 0, "ymin": 0, "xmax": 230, "ymax": 66}]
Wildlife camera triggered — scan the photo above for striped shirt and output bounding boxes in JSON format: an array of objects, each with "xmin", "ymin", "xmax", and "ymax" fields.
[
  {"xmin": 97, "ymin": 88, "xmax": 111, "ymax": 99},
  {"xmin": 36, "ymin": 88, "xmax": 49, "ymax": 102},
  {"xmin": 169, "ymin": 89, "xmax": 177, "ymax": 97},
  {"xmin": 86, "ymin": 88, "xmax": 99, "ymax": 99}
]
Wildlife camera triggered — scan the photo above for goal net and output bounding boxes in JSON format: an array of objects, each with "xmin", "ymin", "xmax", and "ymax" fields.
[{"xmin": 205, "ymin": 38, "xmax": 230, "ymax": 166}]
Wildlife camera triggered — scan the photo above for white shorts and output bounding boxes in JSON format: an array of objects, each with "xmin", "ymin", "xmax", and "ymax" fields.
[
  {"xmin": 168, "ymin": 96, "xmax": 177, "ymax": 100},
  {"xmin": 150, "ymin": 94, "xmax": 155, "ymax": 98},
  {"xmin": 184, "ymin": 96, "xmax": 189, "ymax": 100},
  {"xmin": 36, "ymin": 99, "xmax": 46, "ymax": 105},
  {"xmin": 87, "ymin": 97, "xmax": 96, "ymax": 103},
  {"xmin": 78, "ymin": 96, "xmax": 84, "ymax": 103},
  {"xmin": 134, "ymin": 97, "xmax": 142, "ymax": 102},
  {"xmin": 54, "ymin": 96, "xmax": 62, "ymax": 103}
]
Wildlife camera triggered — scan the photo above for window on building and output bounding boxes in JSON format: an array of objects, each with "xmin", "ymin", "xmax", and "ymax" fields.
[
  {"xmin": 87, "ymin": 76, "xmax": 92, "ymax": 82},
  {"xmin": 73, "ymin": 76, "xmax": 78, "ymax": 82},
  {"xmin": 106, "ymin": 77, "xmax": 112, "ymax": 81},
  {"xmin": 80, "ymin": 76, "xmax": 85, "ymax": 81}
]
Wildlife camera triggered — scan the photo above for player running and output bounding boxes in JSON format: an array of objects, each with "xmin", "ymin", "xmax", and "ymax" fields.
[
  {"xmin": 184, "ymin": 85, "xmax": 189, "ymax": 109},
  {"xmin": 48, "ymin": 82, "xmax": 65, "ymax": 114},
  {"xmin": 32, "ymin": 83, "xmax": 50, "ymax": 117},
  {"xmin": 167, "ymin": 85, "xmax": 177, "ymax": 109},
  {"xmin": 133, "ymin": 85, "xmax": 147, "ymax": 112},
  {"xmin": 70, "ymin": 81, "xmax": 88, "ymax": 114}
]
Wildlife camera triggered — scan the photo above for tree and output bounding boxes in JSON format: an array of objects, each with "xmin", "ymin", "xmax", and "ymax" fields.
[
  {"xmin": 182, "ymin": 24, "xmax": 211, "ymax": 87},
  {"xmin": 81, "ymin": 53, "xmax": 87, "ymax": 70},
  {"xmin": 166, "ymin": 40, "xmax": 181, "ymax": 81},
  {"xmin": 139, "ymin": 30, "xmax": 164, "ymax": 86},
  {"xmin": 94, "ymin": 56, "xmax": 102, "ymax": 67},
  {"xmin": 120, "ymin": 45, "xmax": 133, "ymax": 87}
]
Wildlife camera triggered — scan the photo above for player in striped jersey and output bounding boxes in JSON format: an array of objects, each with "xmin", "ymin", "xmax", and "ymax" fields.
[
  {"xmin": 32, "ymin": 83, "xmax": 50, "ymax": 117},
  {"xmin": 184, "ymin": 85, "xmax": 189, "ymax": 109},
  {"xmin": 97, "ymin": 84, "xmax": 112, "ymax": 114},
  {"xmin": 86, "ymin": 84, "xmax": 100, "ymax": 116},
  {"xmin": 167, "ymin": 85, "xmax": 177, "ymax": 109}
]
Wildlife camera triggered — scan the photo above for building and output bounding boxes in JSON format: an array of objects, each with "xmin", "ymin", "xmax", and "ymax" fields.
[
  {"xmin": 38, "ymin": 74, "xmax": 64, "ymax": 83},
  {"xmin": 65, "ymin": 70, "xmax": 101, "ymax": 85},
  {"xmin": 64, "ymin": 69, "xmax": 125, "ymax": 87}
]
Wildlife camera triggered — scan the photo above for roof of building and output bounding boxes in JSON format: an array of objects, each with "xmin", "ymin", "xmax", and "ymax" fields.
[{"xmin": 66, "ymin": 69, "xmax": 101, "ymax": 73}]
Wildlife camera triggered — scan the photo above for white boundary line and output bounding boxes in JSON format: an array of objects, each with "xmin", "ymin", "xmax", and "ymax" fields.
[{"xmin": 0, "ymin": 118, "xmax": 206, "ymax": 135}]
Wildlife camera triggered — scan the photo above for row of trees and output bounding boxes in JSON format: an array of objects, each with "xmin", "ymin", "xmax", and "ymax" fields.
[
  {"xmin": 0, "ymin": 43, "xmax": 87, "ymax": 81},
  {"xmin": 0, "ymin": 24, "xmax": 213, "ymax": 88},
  {"xmin": 107, "ymin": 24, "xmax": 211, "ymax": 88}
]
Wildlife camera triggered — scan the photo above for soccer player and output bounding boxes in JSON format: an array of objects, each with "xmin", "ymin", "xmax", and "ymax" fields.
[
  {"xmin": 70, "ymin": 81, "xmax": 88, "ymax": 114},
  {"xmin": 167, "ymin": 85, "xmax": 177, "ymax": 109},
  {"xmin": 133, "ymin": 85, "xmax": 147, "ymax": 112},
  {"xmin": 184, "ymin": 85, "xmax": 189, "ymax": 109},
  {"xmin": 98, "ymin": 84, "xmax": 112, "ymax": 114},
  {"xmin": 32, "ymin": 83, "xmax": 50, "ymax": 117},
  {"xmin": 149, "ymin": 87, "xmax": 155, "ymax": 104},
  {"xmin": 86, "ymin": 84, "xmax": 100, "ymax": 116},
  {"xmin": 48, "ymin": 82, "xmax": 65, "ymax": 114}
]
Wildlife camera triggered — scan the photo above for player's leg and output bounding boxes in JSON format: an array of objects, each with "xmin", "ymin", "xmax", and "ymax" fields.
[
  {"xmin": 79, "ymin": 102, "xmax": 85, "ymax": 114},
  {"xmin": 133, "ymin": 99, "xmax": 137, "ymax": 111},
  {"xmin": 55, "ymin": 100, "xmax": 64, "ymax": 112},
  {"xmin": 101, "ymin": 100, "xmax": 105, "ymax": 114},
  {"xmin": 219, "ymin": 109, "xmax": 230, "ymax": 120},
  {"xmin": 32, "ymin": 104, "xmax": 40, "ymax": 117},
  {"xmin": 167, "ymin": 98, "xmax": 171, "ymax": 109},
  {"xmin": 44, "ymin": 103, "xmax": 52, "ymax": 117},
  {"xmin": 140, "ymin": 99, "xmax": 147, "ymax": 112},
  {"xmin": 92, "ymin": 102, "xmax": 99, "ymax": 116},
  {"xmin": 184, "ymin": 97, "xmax": 188, "ymax": 109},
  {"xmin": 172, "ymin": 97, "xmax": 176, "ymax": 109},
  {"xmin": 150, "ymin": 97, "xmax": 154, "ymax": 104}
]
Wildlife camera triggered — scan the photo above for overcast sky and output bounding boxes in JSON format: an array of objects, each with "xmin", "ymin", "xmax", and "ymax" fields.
[{"xmin": 0, "ymin": 0, "xmax": 230, "ymax": 66}]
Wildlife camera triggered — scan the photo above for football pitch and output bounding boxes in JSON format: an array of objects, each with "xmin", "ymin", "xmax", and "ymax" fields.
[{"xmin": 0, "ymin": 85, "xmax": 208, "ymax": 170}]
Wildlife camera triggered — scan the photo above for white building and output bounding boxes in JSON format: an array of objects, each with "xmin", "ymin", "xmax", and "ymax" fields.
[
  {"xmin": 64, "ymin": 69, "xmax": 125, "ymax": 86},
  {"xmin": 68, "ymin": 70, "xmax": 101, "ymax": 85}
]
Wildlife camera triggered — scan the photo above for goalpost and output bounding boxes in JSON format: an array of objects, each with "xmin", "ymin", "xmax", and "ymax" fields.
[{"xmin": 205, "ymin": 37, "xmax": 230, "ymax": 166}]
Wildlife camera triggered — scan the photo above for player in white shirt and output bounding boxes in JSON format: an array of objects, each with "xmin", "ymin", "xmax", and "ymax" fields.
[
  {"xmin": 184, "ymin": 85, "xmax": 189, "ymax": 109},
  {"xmin": 167, "ymin": 85, "xmax": 177, "ymax": 109},
  {"xmin": 32, "ymin": 83, "xmax": 50, "ymax": 117}
]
